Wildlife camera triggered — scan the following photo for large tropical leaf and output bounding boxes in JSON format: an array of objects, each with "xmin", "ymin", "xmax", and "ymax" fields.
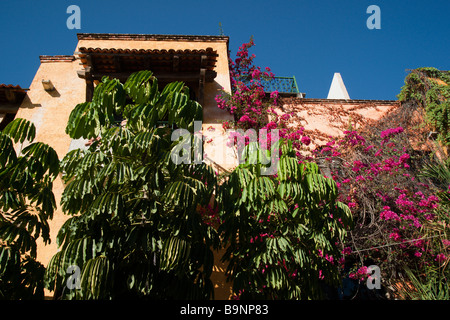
[
  {"xmin": 0, "ymin": 119, "xmax": 58, "ymax": 300},
  {"xmin": 217, "ymin": 139, "xmax": 352, "ymax": 299},
  {"xmin": 160, "ymin": 236, "xmax": 191, "ymax": 272},
  {"xmin": 2, "ymin": 118, "xmax": 36, "ymax": 144},
  {"xmin": 80, "ymin": 256, "xmax": 111, "ymax": 299},
  {"xmin": 46, "ymin": 70, "xmax": 218, "ymax": 300}
]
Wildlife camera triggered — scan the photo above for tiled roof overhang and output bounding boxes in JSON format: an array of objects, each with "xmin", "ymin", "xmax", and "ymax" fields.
[
  {"xmin": 0, "ymin": 84, "xmax": 23, "ymax": 90},
  {"xmin": 76, "ymin": 46, "xmax": 219, "ymax": 83},
  {"xmin": 77, "ymin": 33, "xmax": 229, "ymax": 44},
  {"xmin": 0, "ymin": 84, "xmax": 27, "ymax": 112},
  {"xmin": 0, "ymin": 84, "xmax": 27, "ymax": 103},
  {"xmin": 39, "ymin": 55, "xmax": 76, "ymax": 62}
]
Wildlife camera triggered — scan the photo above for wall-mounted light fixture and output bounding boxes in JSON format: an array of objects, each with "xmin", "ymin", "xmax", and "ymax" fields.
[{"xmin": 42, "ymin": 79, "xmax": 55, "ymax": 91}]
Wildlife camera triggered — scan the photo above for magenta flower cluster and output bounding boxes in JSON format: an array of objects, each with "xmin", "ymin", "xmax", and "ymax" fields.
[
  {"xmin": 216, "ymin": 39, "xmax": 450, "ymax": 292},
  {"xmin": 349, "ymin": 266, "xmax": 369, "ymax": 282},
  {"xmin": 316, "ymin": 126, "xmax": 450, "ymax": 279},
  {"xmin": 215, "ymin": 38, "xmax": 276, "ymax": 131},
  {"xmin": 217, "ymin": 39, "xmax": 312, "ymax": 152}
]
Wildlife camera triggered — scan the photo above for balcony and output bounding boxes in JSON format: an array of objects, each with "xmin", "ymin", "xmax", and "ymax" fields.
[{"xmin": 261, "ymin": 76, "xmax": 304, "ymax": 97}]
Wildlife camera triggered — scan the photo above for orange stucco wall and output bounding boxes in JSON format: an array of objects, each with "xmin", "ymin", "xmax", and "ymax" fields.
[
  {"xmin": 277, "ymin": 98, "xmax": 400, "ymax": 147},
  {"xmin": 14, "ymin": 57, "xmax": 87, "ymax": 270},
  {"xmin": 10, "ymin": 34, "xmax": 399, "ymax": 300},
  {"xmin": 13, "ymin": 35, "xmax": 236, "ymax": 299}
]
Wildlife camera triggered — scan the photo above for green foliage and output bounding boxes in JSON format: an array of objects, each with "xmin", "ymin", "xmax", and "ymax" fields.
[
  {"xmin": 398, "ymin": 67, "xmax": 450, "ymax": 144},
  {"xmin": 0, "ymin": 118, "xmax": 59, "ymax": 299},
  {"xmin": 44, "ymin": 71, "xmax": 219, "ymax": 299},
  {"xmin": 217, "ymin": 140, "xmax": 353, "ymax": 299},
  {"xmin": 402, "ymin": 265, "xmax": 449, "ymax": 300},
  {"xmin": 404, "ymin": 165, "xmax": 450, "ymax": 300},
  {"xmin": 419, "ymin": 157, "xmax": 450, "ymax": 189}
]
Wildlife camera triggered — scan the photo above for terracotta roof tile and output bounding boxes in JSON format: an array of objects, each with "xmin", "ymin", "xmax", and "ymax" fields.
[
  {"xmin": 39, "ymin": 55, "xmax": 76, "ymax": 62},
  {"xmin": 0, "ymin": 84, "xmax": 23, "ymax": 89},
  {"xmin": 77, "ymin": 33, "xmax": 229, "ymax": 43},
  {"xmin": 0, "ymin": 84, "xmax": 27, "ymax": 105},
  {"xmin": 77, "ymin": 47, "xmax": 217, "ymax": 56},
  {"xmin": 76, "ymin": 47, "xmax": 219, "ymax": 76}
]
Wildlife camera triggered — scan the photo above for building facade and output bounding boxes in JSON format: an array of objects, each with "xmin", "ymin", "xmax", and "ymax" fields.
[{"xmin": 0, "ymin": 33, "xmax": 399, "ymax": 299}]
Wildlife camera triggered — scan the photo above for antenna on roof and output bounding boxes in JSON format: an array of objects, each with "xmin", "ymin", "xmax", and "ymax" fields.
[
  {"xmin": 327, "ymin": 73, "xmax": 350, "ymax": 99},
  {"xmin": 218, "ymin": 22, "xmax": 224, "ymax": 36}
]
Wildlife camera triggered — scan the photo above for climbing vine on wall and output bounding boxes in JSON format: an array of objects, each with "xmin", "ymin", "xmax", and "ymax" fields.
[{"xmin": 398, "ymin": 67, "xmax": 450, "ymax": 145}]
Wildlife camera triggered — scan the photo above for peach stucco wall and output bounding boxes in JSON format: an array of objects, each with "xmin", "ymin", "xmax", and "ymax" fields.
[
  {"xmin": 14, "ymin": 58, "xmax": 87, "ymax": 270},
  {"xmin": 278, "ymin": 98, "xmax": 400, "ymax": 147},
  {"xmin": 15, "ymin": 59, "xmax": 86, "ymax": 156},
  {"xmin": 13, "ymin": 36, "xmax": 236, "ymax": 299}
]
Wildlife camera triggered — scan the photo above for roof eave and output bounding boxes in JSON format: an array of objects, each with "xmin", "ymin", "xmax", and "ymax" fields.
[{"xmin": 77, "ymin": 33, "xmax": 229, "ymax": 44}]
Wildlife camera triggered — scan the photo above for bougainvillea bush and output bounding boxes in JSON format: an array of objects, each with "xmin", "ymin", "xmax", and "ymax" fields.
[
  {"xmin": 317, "ymin": 127, "xmax": 449, "ymax": 295},
  {"xmin": 216, "ymin": 37, "xmax": 276, "ymax": 130},
  {"xmin": 216, "ymin": 38, "xmax": 311, "ymax": 158},
  {"xmin": 217, "ymin": 39, "xmax": 449, "ymax": 299}
]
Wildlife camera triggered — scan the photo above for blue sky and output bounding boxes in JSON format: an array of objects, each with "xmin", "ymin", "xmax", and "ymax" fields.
[{"xmin": 0, "ymin": 0, "xmax": 449, "ymax": 100}]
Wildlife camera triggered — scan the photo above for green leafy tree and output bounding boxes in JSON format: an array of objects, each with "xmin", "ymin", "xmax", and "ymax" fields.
[
  {"xmin": 0, "ymin": 118, "xmax": 59, "ymax": 299},
  {"xmin": 44, "ymin": 71, "xmax": 219, "ymax": 299},
  {"xmin": 217, "ymin": 140, "xmax": 353, "ymax": 299},
  {"xmin": 398, "ymin": 67, "xmax": 450, "ymax": 145}
]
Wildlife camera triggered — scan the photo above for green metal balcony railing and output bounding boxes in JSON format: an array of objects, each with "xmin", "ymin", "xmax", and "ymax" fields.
[
  {"xmin": 235, "ymin": 75, "xmax": 301, "ymax": 96},
  {"xmin": 261, "ymin": 76, "xmax": 300, "ymax": 95}
]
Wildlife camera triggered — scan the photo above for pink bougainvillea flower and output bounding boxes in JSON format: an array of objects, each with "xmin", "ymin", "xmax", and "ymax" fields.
[
  {"xmin": 301, "ymin": 136, "xmax": 311, "ymax": 146},
  {"xmin": 435, "ymin": 253, "xmax": 447, "ymax": 263},
  {"xmin": 266, "ymin": 121, "xmax": 277, "ymax": 130}
]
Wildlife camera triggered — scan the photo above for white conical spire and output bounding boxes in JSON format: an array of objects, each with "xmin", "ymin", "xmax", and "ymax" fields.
[{"xmin": 327, "ymin": 73, "xmax": 350, "ymax": 99}]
